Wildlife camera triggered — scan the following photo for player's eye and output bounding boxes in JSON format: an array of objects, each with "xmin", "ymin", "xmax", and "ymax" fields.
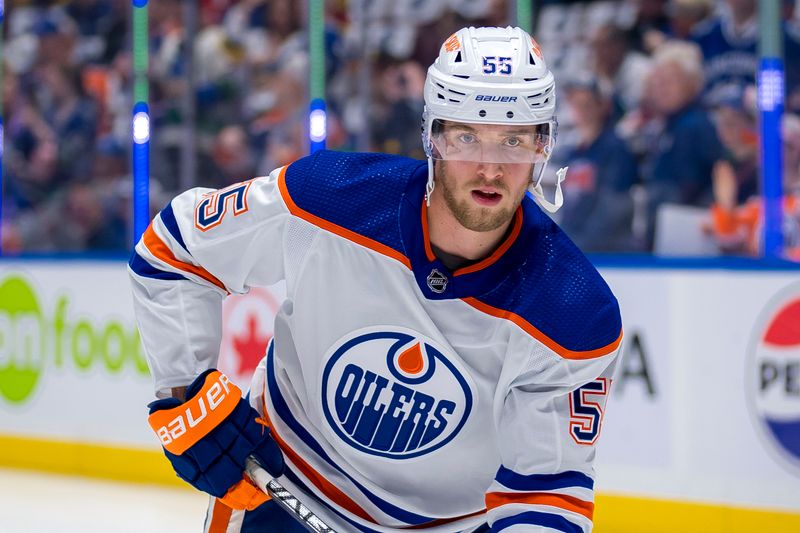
[
  {"xmin": 457, "ymin": 133, "xmax": 477, "ymax": 144},
  {"xmin": 504, "ymin": 136, "xmax": 522, "ymax": 147}
]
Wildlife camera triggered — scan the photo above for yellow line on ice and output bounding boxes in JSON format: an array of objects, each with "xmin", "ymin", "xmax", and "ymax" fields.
[
  {"xmin": 0, "ymin": 433, "xmax": 183, "ymax": 487},
  {"xmin": 595, "ymin": 493, "xmax": 800, "ymax": 533},
  {"xmin": 2, "ymin": 434, "xmax": 799, "ymax": 531}
]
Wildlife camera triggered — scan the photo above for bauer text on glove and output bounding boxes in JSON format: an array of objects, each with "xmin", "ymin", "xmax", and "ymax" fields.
[{"xmin": 147, "ymin": 369, "xmax": 284, "ymax": 509}]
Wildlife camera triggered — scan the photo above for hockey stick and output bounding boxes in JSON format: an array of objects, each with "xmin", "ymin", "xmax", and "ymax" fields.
[{"xmin": 245, "ymin": 457, "xmax": 338, "ymax": 533}]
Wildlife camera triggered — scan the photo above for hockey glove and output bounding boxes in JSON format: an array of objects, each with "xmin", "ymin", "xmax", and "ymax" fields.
[{"xmin": 147, "ymin": 369, "xmax": 284, "ymax": 510}]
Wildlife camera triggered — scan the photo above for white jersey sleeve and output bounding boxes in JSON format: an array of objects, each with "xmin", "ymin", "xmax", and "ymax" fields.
[
  {"xmin": 129, "ymin": 167, "xmax": 289, "ymax": 395},
  {"xmin": 487, "ymin": 347, "xmax": 619, "ymax": 532}
]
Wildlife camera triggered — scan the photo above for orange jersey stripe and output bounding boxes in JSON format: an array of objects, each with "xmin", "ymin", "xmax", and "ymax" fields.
[
  {"xmin": 462, "ymin": 297, "xmax": 622, "ymax": 360},
  {"xmin": 421, "ymin": 202, "xmax": 436, "ymax": 262},
  {"xmin": 422, "ymin": 202, "xmax": 522, "ymax": 276},
  {"xmin": 454, "ymin": 208, "xmax": 523, "ymax": 277},
  {"xmin": 277, "ymin": 165, "xmax": 413, "ymax": 270},
  {"xmin": 260, "ymin": 399, "xmax": 377, "ymax": 523},
  {"xmin": 208, "ymin": 498, "xmax": 233, "ymax": 533},
  {"xmin": 485, "ymin": 491, "xmax": 594, "ymax": 520},
  {"xmin": 261, "ymin": 398, "xmax": 485, "ymax": 528},
  {"xmin": 419, "ymin": 203, "xmax": 523, "ymax": 276},
  {"xmin": 142, "ymin": 224, "xmax": 227, "ymax": 291}
]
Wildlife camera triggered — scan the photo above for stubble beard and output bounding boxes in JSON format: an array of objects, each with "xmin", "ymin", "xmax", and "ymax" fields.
[{"xmin": 437, "ymin": 162, "xmax": 525, "ymax": 232}]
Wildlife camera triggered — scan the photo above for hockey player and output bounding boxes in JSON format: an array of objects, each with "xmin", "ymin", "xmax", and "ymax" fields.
[{"xmin": 130, "ymin": 26, "xmax": 622, "ymax": 532}]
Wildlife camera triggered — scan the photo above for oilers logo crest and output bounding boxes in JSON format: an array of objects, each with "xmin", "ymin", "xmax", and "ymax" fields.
[
  {"xmin": 321, "ymin": 328, "xmax": 473, "ymax": 459},
  {"xmin": 747, "ymin": 286, "xmax": 800, "ymax": 474}
]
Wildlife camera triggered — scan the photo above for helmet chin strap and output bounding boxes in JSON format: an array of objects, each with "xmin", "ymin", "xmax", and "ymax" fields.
[
  {"xmin": 425, "ymin": 157, "xmax": 435, "ymax": 207},
  {"xmin": 530, "ymin": 166, "xmax": 567, "ymax": 213}
]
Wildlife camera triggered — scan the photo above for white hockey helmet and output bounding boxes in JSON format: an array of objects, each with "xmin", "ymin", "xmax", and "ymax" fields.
[{"xmin": 422, "ymin": 26, "xmax": 566, "ymax": 212}]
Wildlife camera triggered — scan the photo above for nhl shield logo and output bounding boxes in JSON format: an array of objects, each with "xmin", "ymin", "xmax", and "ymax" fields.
[
  {"xmin": 746, "ymin": 284, "xmax": 800, "ymax": 474},
  {"xmin": 321, "ymin": 327, "xmax": 473, "ymax": 459},
  {"xmin": 427, "ymin": 269, "xmax": 448, "ymax": 293}
]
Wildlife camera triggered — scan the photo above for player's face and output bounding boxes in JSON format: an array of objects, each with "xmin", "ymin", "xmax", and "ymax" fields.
[
  {"xmin": 432, "ymin": 122, "xmax": 539, "ymax": 232},
  {"xmin": 435, "ymin": 158, "xmax": 530, "ymax": 232}
]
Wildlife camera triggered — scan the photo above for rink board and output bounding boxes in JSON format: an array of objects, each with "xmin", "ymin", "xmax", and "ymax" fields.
[{"xmin": 1, "ymin": 259, "xmax": 799, "ymax": 531}]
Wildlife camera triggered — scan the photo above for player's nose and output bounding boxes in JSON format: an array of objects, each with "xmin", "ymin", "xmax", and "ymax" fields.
[{"xmin": 476, "ymin": 161, "xmax": 503, "ymax": 181}]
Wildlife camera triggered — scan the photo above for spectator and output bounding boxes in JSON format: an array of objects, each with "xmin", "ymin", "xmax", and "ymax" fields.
[
  {"xmin": 92, "ymin": 135, "xmax": 129, "ymax": 186},
  {"xmin": 66, "ymin": 0, "xmax": 128, "ymax": 64},
  {"xmin": 626, "ymin": 0, "xmax": 672, "ymax": 53},
  {"xmin": 666, "ymin": 0, "xmax": 714, "ymax": 39},
  {"xmin": 4, "ymin": 69, "xmax": 60, "ymax": 212},
  {"xmin": 35, "ymin": 63, "xmax": 99, "ymax": 181},
  {"xmin": 713, "ymin": 86, "xmax": 759, "ymax": 205},
  {"xmin": 639, "ymin": 40, "xmax": 729, "ymax": 249},
  {"xmin": 371, "ymin": 58, "xmax": 426, "ymax": 158},
  {"xmin": 2, "ymin": 62, "xmax": 97, "ymax": 213},
  {"xmin": 203, "ymin": 125, "xmax": 258, "ymax": 189},
  {"xmin": 248, "ymin": 64, "xmax": 308, "ymax": 172},
  {"xmin": 787, "ymin": 115, "xmax": 800, "ymax": 194},
  {"xmin": 5, "ymin": 178, "xmax": 127, "ymax": 253},
  {"xmin": 59, "ymin": 181, "xmax": 127, "ymax": 251},
  {"xmin": 16, "ymin": 0, "xmax": 797, "ymax": 259},
  {"xmin": 708, "ymin": 114, "xmax": 800, "ymax": 258},
  {"xmin": 589, "ymin": 22, "xmax": 651, "ymax": 118},
  {"xmin": 32, "ymin": 10, "xmax": 78, "ymax": 68},
  {"xmin": 691, "ymin": 0, "xmax": 800, "ymax": 108},
  {"xmin": 555, "ymin": 74, "xmax": 639, "ymax": 252}
]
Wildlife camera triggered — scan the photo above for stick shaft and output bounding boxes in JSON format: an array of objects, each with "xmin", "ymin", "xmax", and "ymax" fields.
[{"xmin": 245, "ymin": 457, "xmax": 338, "ymax": 533}]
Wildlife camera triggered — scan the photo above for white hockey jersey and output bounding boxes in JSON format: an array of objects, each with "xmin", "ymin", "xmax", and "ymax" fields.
[{"xmin": 129, "ymin": 151, "xmax": 622, "ymax": 532}]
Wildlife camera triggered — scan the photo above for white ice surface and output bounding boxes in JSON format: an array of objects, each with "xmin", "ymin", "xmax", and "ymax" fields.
[{"xmin": 0, "ymin": 468, "xmax": 209, "ymax": 533}]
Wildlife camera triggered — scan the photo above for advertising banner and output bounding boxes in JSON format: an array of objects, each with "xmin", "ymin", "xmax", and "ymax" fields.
[
  {"xmin": 0, "ymin": 262, "xmax": 283, "ymax": 448},
  {"xmin": 1, "ymin": 261, "xmax": 798, "ymax": 515},
  {"xmin": 0, "ymin": 262, "xmax": 152, "ymax": 446},
  {"xmin": 597, "ymin": 269, "xmax": 800, "ymax": 512}
]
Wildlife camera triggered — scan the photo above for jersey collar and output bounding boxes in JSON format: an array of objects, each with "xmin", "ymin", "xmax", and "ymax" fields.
[{"xmin": 401, "ymin": 165, "xmax": 541, "ymax": 299}]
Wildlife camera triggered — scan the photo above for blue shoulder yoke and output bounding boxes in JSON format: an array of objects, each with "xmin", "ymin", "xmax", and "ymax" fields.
[{"xmin": 284, "ymin": 151, "xmax": 427, "ymax": 258}]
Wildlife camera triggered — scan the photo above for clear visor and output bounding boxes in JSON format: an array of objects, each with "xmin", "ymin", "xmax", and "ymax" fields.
[{"xmin": 429, "ymin": 119, "xmax": 554, "ymax": 164}]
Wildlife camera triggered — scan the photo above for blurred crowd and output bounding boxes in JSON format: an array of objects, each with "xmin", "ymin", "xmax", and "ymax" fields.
[
  {"xmin": 1, "ymin": 0, "xmax": 799, "ymax": 258},
  {"xmin": 542, "ymin": 0, "xmax": 800, "ymax": 257}
]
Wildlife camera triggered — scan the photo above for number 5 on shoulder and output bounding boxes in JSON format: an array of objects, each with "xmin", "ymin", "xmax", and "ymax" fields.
[
  {"xmin": 568, "ymin": 378, "xmax": 610, "ymax": 445},
  {"xmin": 195, "ymin": 180, "xmax": 254, "ymax": 231}
]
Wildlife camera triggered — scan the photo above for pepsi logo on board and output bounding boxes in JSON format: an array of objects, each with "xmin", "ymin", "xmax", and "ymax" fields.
[{"xmin": 747, "ymin": 288, "xmax": 800, "ymax": 474}]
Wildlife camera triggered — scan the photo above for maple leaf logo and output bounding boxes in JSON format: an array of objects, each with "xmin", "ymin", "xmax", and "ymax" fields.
[{"xmin": 232, "ymin": 314, "xmax": 272, "ymax": 375}]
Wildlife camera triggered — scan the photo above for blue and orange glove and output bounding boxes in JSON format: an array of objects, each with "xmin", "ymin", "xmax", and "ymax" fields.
[{"xmin": 147, "ymin": 369, "xmax": 284, "ymax": 510}]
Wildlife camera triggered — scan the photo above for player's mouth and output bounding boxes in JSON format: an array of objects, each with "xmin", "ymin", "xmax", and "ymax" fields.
[{"xmin": 471, "ymin": 189, "xmax": 503, "ymax": 206}]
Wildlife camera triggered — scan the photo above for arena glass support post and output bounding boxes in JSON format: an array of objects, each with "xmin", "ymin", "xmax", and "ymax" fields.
[
  {"xmin": 758, "ymin": 0, "xmax": 784, "ymax": 258},
  {"xmin": 516, "ymin": 0, "xmax": 534, "ymax": 33},
  {"xmin": 352, "ymin": 0, "xmax": 371, "ymax": 152},
  {"xmin": 132, "ymin": 0, "xmax": 150, "ymax": 245},
  {"xmin": 180, "ymin": 1, "xmax": 198, "ymax": 191},
  {"xmin": 0, "ymin": 0, "xmax": 5, "ymax": 255},
  {"xmin": 308, "ymin": 0, "xmax": 327, "ymax": 153}
]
